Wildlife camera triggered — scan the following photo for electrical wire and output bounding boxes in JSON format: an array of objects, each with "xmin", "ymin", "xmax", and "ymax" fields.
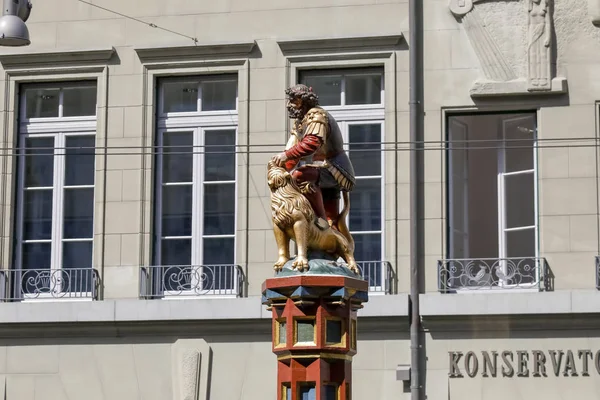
[
  {"xmin": 77, "ymin": 0, "xmax": 199, "ymax": 45},
  {"xmin": 2, "ymin": 140, "xmax": 600, "ymax": 157},
  {"xmin": 3, "ymin": 136, "xmax": 600, "ymax": 153}
]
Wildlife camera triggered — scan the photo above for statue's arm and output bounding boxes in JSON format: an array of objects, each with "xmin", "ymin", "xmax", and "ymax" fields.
[
  {"xmin": 284, "ymin": 135, "xmax": 322, "ymax": 160},
  {"xmin": 284, "ymin": 108, "xmax": 328, "ymax": 160}
]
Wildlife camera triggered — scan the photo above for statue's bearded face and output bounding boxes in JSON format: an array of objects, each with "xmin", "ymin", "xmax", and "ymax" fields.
[{"xmin": 286, "ymin": 96, "xmax": 304, "ymax": 119}]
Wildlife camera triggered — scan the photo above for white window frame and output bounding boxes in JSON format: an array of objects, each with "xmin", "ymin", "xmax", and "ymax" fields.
[
  {"xmin": 299, "ymin": 68, "xmax": 385, "ymax": 292},
  {"xmin": 496, "ymin": 115, "xmax": 539, "ymax": 289},
  {"xmin": 446, "ymin": 112, "xmax": 540, "ymax": 292},
  {"xmin": 14, "ymin": 83, "xmax": 97, "ymax": 301},
  {"xmin": 154, "ymin": 76, "xmax": 239, "ymax": 299}
]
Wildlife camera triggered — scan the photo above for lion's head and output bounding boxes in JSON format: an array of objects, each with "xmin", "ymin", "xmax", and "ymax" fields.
[{"xmin": 267, "ymin": 160, "xmax": 292, "ymax": 191}]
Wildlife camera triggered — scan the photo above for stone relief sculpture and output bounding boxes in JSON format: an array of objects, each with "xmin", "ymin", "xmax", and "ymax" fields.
[
  {"xmin": 590, "ymin": 0, "xmax": 600, "ymax": 26},
  {"xmin": 527, "ymin": 0, "xmax": 552, "ymax": 90},
  {"xmin": 268, "ymin": 84, "xmax": 359, "ymax": 275},
  {"xmin": 448, "ymin": 0, "xmax": 566, "ymax": 97},
  {"xmin": 171, "ymin": 339, "xmax": 211, "ymax": 400}
]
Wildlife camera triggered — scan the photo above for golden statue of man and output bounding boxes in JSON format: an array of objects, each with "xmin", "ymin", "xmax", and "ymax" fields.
[{"xmin": 271, "ymin": 84, "xmax": 356, "ymax": 232}]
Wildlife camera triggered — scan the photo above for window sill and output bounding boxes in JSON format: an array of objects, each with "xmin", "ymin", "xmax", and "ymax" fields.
[
  {"xmin": 420, "ymin": 289, "xmax": 600, "ymax": 317},
  {"xmin": 0, "ymin": 294, "xmax": 408, "ymax": 325}
]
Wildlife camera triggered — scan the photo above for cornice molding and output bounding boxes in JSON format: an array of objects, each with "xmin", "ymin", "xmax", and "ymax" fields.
[
  {"xmin": 134, "ymin": 41, "xmax": 257, "ymax": 63},
  {"xmin": 420, "ymin": 290, "xmax": 600, "ymax": 331},
  {"xmin": 277, "ymin": 34, "xmax": 405, "ymax": 54},
  {"xmin": 0, "ymin": 47, "xmax": 116, "ymax": 68}
]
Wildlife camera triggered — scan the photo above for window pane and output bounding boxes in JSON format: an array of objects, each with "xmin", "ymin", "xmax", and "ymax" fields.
[
  {"xmin": 353, "ymin": 233, "xmax": 381, "ymax": 262},
  {"xmin": 161, "ymin": 239, "xmax": 191, "ymax": 266},
  {"xmin": 162, "ymin": 132, "xmax": 193, "ymax": 183},
  {"xmin": 505, "ymin": 172, "xmax": 535, "ymax": 229},
  {"xmin": 301, "ymin": 75, "xmax": 342, "ymax": 106},
  {"xmin": 278, "ymin": 321, "xmax": 287, "ymax": 344},
  {"xmin": 324, "ymin": 386, "xmax": 338, "ymax": 400},
  {"xmin": 22, "ymin": 242, "xmax": 51, "ymax": 270},
  {"xmin": 62, "ymin": 241, "xmax": 93, "ymax": 268},
  {"xmin": 162, "ymin": 185, "xmax": 192, "ymax": 237},
  {"xmin": 162, "ymin": 82, "xmax": 198, "ymax": 113},
  {"xmin": 63, "ymin": 188, "xmax": 94, "ymax": 239},
  {"xmin": 24, "ymin": 137, "xmax": 54, "ymax": 188},
  {"xmin": 25, "ymin": 88, "xmax": 59, "ymax": 118},
  {"xmin": 349, "ymin": 124, "xmax": 381, "ymax": 176},
  {"xmin": 349, "ymin": 179, "xmax": 381, "ymax": 231},
  {"xmin": 23, "ymin": 190, "xmax": 53, "ymax": 240},
  {"xmin": 65, "ymin": 136, "xmax": 95, "ymax": 186},
  {"xmin": 502, "ymin": 114, "xmax": 535, "ymax": 173},
  {"xmin": 346, "ymin": 74, "xmax": 382, "ymax": 105},
  {"xmin": 326, "ymin": 320, "xmax": 343, "ymax": 344},
  {"xmin": 448, "ymin": 119, "xmax": 469, "ymax": 259},
  {"xmin": 205, "ymin": 130, "xmax": 235, "ymax": 181},
  {"xmin": 21, "ymin": 242, "xmax": 52, "ymax": 295},
  {"xmin": 203, "ymin": 237, "xmax": 234, "ymax": 265},
  {"xmin": 297, "ymin": 320, "xmax": 315, "ymax": 343},
  {"xmin": 62, "ymin": 241, "xmax": 94, "ymax": 293},
  {"xmin": 63, "ymin": 86, "xmax": 97, "ymax": 117},
  {"xmin": 203, "ymin": 183, "xmax": 235, "ymax": 235},
  {"xmin": 506, "ymin": 228, "xmax": 535, "ymax": 258},
  {"xmin": 202, "ymin": 80, "xmax": 237, "ymax": 111},
  {"xmin": 299, "ymin": 384, "xmax": 316, "ymax": 400}
]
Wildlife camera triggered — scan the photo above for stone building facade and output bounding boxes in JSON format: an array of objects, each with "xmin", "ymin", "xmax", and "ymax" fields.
[{"xmin": 0, "ymin": 0, "xmax": 598, "ymax": 399}]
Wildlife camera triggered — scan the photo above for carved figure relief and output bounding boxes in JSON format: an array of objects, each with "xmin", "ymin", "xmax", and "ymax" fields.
[
  {"xmin": 171, "ymin": 339, "xmax": 211, "ymax": 400},
  {"xmin": 527, "ymin": 0, "xmax": 552, "ymax": 90},
  {"xmin": 590, "ymin": 0, "xmax": 600, "ymax": 26},
  {"xmin": 448, "ymin": 0, "xmax": 566, "ymax": 96}
]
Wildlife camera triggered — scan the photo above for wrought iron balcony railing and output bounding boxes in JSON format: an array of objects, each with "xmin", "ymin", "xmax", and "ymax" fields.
[
  {"xmin": 438, "ymin": 257, "xmax": 552, "ymax": 293},
  {"xmin": 357, "ymin": 261, "xmax": 397, "ymax": 294},
  {"xmin": 0, "ymin": 268, "xmax": 100, "ymax": 301},
  {"xmin": 140, "ymin": 264, "xmax": 246, "ymax": 299}
]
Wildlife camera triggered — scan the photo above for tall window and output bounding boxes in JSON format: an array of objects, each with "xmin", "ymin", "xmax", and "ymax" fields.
[
  {"xmin": 446, "ymin": 112, "xmax": 539, "ymax": 289},
  {"xmin": 300, "ymin": 68, "xmax": 384, "ymax": 287},
  {"xmin": 14, "ymin": 82, "xmax": 98, "ymax": 299},
  {"xmin": 153, "ymin": 75, "xmax": 238, "ymax": 297}
]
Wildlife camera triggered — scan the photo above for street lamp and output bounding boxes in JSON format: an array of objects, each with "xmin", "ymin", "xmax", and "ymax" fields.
[{"xmin": 0, "ymin": 0, "xmax": 32, "ymax": 46}]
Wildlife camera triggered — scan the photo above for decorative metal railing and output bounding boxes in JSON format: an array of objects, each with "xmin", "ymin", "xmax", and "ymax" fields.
[
  {"xmin": 437, "ymin": 257, "xmax": 551, "ymax": 293},
  {"xmin": 0, "ymin": 268, "xmax": 100, "ymax": 301},
  {"xmin": 357, "ymin": 261, "xmax": 397, "ymax": 294},
  {"xmin": 139, "ymin": 264, "xmax": 245, "ymax": 299}
]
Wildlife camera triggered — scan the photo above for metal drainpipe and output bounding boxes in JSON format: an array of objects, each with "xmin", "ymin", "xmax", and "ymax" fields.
[{"xmin": 408, "ymin": 0, "xmax": 424, "ymax": 398}]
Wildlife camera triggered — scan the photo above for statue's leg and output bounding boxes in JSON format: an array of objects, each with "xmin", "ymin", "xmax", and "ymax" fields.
[
  {"xmin": 322, "ymin": 187, "xmax": 341, "ymax": 230},
  {"xmin": 292, "ymin": 219, "xmax": 309, "ymax": 271},
  {"xmin": 273, "ymin": 223, "xmax": 290, "ymax": 271},
  {"xmin": 292, "ymin": 167, "xmax": 328, "ymax": 229}
]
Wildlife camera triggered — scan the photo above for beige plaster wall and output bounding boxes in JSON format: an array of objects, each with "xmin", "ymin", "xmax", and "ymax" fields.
[
  {"xmin": 422, "ymin": 0, "xmax": 600, "ymax": 292},
  {"xmin": 426, "ymin": 329, "xmax": 600, "ymax": 400},
  {"xmin": 0, "ymin": 0, "xmax": 410, "ymax": 299},
  {"xmin": 0, "ymin": 331, "xmax": 407, "ymax": 400}
]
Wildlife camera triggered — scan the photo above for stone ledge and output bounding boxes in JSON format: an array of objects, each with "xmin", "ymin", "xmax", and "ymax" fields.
[
  {"xmin": 0, "ymin": 294, "xmax": 408, "ymax": 325},
  {"xmin": 420, "ymin": 289, "xmax": 600, "ymax": 317},
  {"xmin": 277, "ymin": 35, "xmax": 404, "ymax": 54},
  {"xmin": 134, "ymin": 41, "xmax": 257, "ymax": 63},
  {"xmin": 0, "ymin": 47, "xmax": 116, "ymax": 68},
  {"xmin": 470, "ymin": 77, "xmax": 567, "ymax": 98}
]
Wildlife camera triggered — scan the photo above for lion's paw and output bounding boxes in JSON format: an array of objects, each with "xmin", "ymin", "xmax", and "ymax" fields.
[
  {"xmin": 348, "ymin": 262, "xmax": 360, "ymax": 276},
  {"xmin": 273, "ymin": 257, "xmax": 289, "ymax": 272},
  {"xmin": 292, "ymin": 257, "xmax": 309, "ymax": 272}
]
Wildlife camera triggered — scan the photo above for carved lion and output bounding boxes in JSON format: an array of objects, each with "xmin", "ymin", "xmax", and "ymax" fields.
[{"xmin": 267, "ymin": 160, "xmax": 359, "ymax": 274}]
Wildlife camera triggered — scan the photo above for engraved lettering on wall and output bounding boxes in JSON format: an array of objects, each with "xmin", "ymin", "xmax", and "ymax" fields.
[{"xmin": 448, "ymin": 350, "xmax": 600, "ymax": 378}]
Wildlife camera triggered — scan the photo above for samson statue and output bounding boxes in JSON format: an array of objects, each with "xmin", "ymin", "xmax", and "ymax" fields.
[{"xmin": 268, "ymin": 84, "xmax": 359, "ymax": 274}]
